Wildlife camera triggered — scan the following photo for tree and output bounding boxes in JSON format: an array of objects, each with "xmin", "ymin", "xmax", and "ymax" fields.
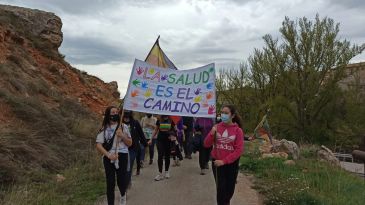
[
  {"xmin": 216, "ymin": 64, "xmax": 259, "ymax": 131},
  {"xmin": 217, "ymin": 15, "xmax": 364, "ymax": 144},
  {"xmin": 251, "ymin": 15, "xmax": 364, "ymax": 143}
]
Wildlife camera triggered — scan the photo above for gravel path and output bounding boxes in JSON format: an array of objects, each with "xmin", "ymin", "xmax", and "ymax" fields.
[{"xmin": 95, "ymin": 154, "xmax": 262, "ymax": 205}]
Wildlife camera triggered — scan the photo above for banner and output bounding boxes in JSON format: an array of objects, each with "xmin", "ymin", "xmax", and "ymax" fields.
[{"xmin": 124, "ymin": 59, "xmax": 216, "ymax": 118}]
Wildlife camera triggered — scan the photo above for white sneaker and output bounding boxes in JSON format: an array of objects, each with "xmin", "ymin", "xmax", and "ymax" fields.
[
  {"xmin": 154, "ymin": 173, "xmax": 164, "ymax": 181},
  {"xmin": 120, "ymin": 195, "xmax": 126, "ymax": 205},
  {"xmin": 164, "ymin": 171, "xmax": 170, "ymax": 179}
]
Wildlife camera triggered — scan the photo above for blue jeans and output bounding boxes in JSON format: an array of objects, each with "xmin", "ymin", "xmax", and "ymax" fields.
[{"xmin": 127, "ymin": 149, "xmax": 136, "ymax": 185}]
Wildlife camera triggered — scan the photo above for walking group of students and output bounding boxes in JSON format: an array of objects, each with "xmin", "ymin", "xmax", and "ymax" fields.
[{"xmin": 96, "ymin": 105, "xmax": 244, "ymax": 205}]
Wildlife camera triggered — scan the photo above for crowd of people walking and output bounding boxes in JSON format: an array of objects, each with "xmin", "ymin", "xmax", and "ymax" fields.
[{"xmin": 96, "ymin": 105, "xmax": 244, "ymax": 205}]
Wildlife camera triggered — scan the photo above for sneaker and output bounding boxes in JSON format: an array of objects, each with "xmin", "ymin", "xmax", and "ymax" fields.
[
  {"xmin": 136, "ymin": 170, "xmax": 140, "ymax": 176},
  {"xmin": 200, "ymin": 169, "xmax": 206, "ymax": 175},
  {"xmin": 120, "ymin": 195, "xmax": 127, "ymax": 205},
  {"xmin": 164, "ymin": 171, "xmax": 170, "ymax": 179},
  {"xmin": 149, "ymin": 159, "xmax": 153, "ymax": 165},
  {"xmin": 154, "ymin": 173, "xmax": 164, "ymax": 181}
]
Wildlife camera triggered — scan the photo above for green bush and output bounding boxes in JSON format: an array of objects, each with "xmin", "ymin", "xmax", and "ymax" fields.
[{"xmin": 240, "ymin": 152, "xmax": 365, "ymax": 205}]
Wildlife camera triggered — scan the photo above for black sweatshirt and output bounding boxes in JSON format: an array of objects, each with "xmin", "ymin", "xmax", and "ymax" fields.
[{"xmin": 125, "ymin": 119, "xmax": 147, "ymax": 151}]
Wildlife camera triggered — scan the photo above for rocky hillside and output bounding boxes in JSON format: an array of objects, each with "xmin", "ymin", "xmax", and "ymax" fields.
[{"xmin": 0, "ymin": 5, "xmax": 120, "ymax": 185}]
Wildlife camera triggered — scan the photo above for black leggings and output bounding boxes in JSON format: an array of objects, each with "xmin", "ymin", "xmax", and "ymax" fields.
[
  {"xmin": 103, "ymin": 153, "xmax": 128, "ymax": 205},
  {"xmin": 183, "ymin": 131, "xmax": 192, "ymax": 156},
  {"xmin": 199, "ymin": 146, "xmax": 211, "ymax": 169},
  {"xmin": 212, "ymin": 159, "xmax": 240, "ymax": 205},
  {"xmin": 157, "ymin": 139, "xmax": 171, "ymax": 173}
]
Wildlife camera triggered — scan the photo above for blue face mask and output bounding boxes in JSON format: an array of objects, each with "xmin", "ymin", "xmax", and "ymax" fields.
[{"xmin": 221, "ymin": 114, "xmax": 231, "ymax": 123}]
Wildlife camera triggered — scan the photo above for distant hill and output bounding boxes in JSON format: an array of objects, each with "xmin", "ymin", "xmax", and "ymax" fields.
[{"xmin": 0, "ymin": 5, "xmax": 120, "ymax": 185}]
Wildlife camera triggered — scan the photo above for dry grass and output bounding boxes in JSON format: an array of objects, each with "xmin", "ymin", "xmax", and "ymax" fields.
[{"xmin": 0, "ymin": 88, "xmax": 100, "ymax": 186}]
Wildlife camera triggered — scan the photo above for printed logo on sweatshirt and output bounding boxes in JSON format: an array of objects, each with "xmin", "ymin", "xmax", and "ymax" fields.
[{"xmin": 216, "ymin": 129, "xmax": 236, "ymax": 150}]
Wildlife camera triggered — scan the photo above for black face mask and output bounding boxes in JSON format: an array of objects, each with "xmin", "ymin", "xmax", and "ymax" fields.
[
  {"xmin": 110, "ymin": 114, "xmax": 120, "ymax": 122},
  {"xmin": 147, "ymin": 114, "xmax": 152, "ymax": 118}
]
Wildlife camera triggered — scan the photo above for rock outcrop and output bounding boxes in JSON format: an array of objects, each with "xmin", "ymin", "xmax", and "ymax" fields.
[
  {"xmin": 0, "ymin": 4, "xmax": 121, "ymax": 184},
  {"xmin": 272, "ymin": 139, "xmax": 300, "ymax": 160},
  {"xmin": 317, "ymin": 145, "xmax": 340, "ymax": 166}
]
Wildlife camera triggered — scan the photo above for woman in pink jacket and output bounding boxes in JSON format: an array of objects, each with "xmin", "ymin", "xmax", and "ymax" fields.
[{"xmin": 204, "ymin": 105, "xmax": 244, "ymax": 205}]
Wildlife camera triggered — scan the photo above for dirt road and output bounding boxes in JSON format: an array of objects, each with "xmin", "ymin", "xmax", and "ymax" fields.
[{"xmin": 96, "ymin": 154, "xmax": 262, "ymax": 205}]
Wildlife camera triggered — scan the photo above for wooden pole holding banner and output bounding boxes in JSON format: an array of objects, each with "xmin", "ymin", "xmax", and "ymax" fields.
[{"xmin": 115, "ymin": 102, "xmax": 125, "ymax": 155}]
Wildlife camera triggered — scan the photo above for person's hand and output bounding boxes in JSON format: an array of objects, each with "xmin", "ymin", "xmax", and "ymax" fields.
[
  {"xmin": 116, "ymin": 128, "xmax": 123, "ymax": 138},
  {"xmin": 108, "ymin": 153, "xmax": 118, "ymax": 161},
  {"xmin": 214, "ymin": 160, "xmax": 224, "ymax": 167},
  {"xmin": 210, "ymin": 126, "xmax": 217, "ymax": 135},
  {"xmin": 148, "ymin": 140, "xmax": 152, "ymax": 145}
]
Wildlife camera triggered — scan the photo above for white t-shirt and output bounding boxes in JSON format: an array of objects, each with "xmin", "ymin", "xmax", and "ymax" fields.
[
  {"xmin": 141, "ymin": 116, "xmax": 157, "ymax": 139},
  {"xmin": 96, "ymin": 124, "xmax": 131, "ymax": 154}
]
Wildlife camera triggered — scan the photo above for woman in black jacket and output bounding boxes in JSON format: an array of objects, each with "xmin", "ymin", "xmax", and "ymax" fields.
[{"xmin": 123, "ymin": 111, "xmax": 147, "ymax": 188}]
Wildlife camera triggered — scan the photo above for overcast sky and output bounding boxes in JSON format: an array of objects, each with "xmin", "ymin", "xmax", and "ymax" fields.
[{"xmin": 1, "ymin": 0, "xmax": 365, "ymax": 95}]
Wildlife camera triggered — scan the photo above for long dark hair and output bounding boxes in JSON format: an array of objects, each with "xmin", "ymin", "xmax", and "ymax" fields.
[
  {"xmin": 223, "ymin": 104, "xmax": 243, "ymax": 129},
  {"xmin": 100, "ymin": 106, "xmax": 117, "ymax": 132}
]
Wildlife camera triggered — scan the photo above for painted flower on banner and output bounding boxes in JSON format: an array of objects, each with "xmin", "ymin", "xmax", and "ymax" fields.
[
  {"xmin": 149, "ymin": 68, "xmax": 155, "ymax": 75},
  {"xmin": 194, "ymin": 96, "xmax": 202, "ymax": 103},
  {"xmin": 144, "ymin": 89, "xmax": 152, "ymax": 98}
]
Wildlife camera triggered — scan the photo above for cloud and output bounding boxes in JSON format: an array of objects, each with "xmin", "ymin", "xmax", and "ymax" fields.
[
  {"xmin": 329, "ymin": 0, "xmax": 365, "ymax": 9},
  {"xmin": 61, "ymin": 36, "xmax": 133, "ymax": 65},
  {"xmin": 1, "ymin": 0, "xmax": 365, "ymax": 95}
]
